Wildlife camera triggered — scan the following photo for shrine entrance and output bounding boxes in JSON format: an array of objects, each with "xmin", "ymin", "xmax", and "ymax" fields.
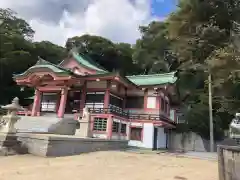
[
  {"xmin": 40, "ymin": 92, "xmax": 60, "ymax": 113},
  {"xmin": 65, "ymin": 90, "xmax": 82, "ymax": 114}
]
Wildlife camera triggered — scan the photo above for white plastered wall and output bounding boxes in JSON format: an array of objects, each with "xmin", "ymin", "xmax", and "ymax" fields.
[{"xmin": 128, "ymin": 123, "xmax": 154, "ymax": 149}]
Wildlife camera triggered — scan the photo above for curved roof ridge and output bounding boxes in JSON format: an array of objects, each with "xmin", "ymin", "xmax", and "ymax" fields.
[
  {"xmin": 71, "ymin": 51, "xmax": 107, "ymax": 73},
  {"xmin": 126, "ymin": 71, "xmax": 177, "ymax": 86},
  {"xmin": 126, "ymin": 71, "xmax": 176, "ymax": 78}
]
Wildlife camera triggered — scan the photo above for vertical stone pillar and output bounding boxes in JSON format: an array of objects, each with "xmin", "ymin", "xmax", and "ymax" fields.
[
  {"xmin": 106, "ymin": 115, "xmax": 113, "ymax": 139},
  {"xmin": 217, "ymin": 146, "xmax": 225, "ymax": 180},
  {"xmin": 31, "ymin": 89, "xmax": 41, "ymax": 116},
  {"xmin": 57, "ymin": 88, "xmax": 68, "ymax": 118},
  {"xmin": 104, "ymin": 80, "xmax": 111, "ymax": 109}
]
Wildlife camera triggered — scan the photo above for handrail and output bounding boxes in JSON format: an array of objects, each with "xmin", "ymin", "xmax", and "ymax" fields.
[{"xmin": 87, "ymin": 107, "xmax": 176, "ymax": 125}]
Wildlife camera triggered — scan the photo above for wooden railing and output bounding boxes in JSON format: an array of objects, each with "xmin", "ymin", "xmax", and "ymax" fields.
[{"xmin": 87, "ymin": 107, "xmax": 176, "ymax": 125}]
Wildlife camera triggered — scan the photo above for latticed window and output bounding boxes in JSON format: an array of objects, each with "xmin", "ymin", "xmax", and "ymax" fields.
[
  {"xmin": 93, "ymin": 118, "xmax": 107, "ymax": 131},
  {"xmin": 112, "ymin": 121, "xmax": 120, "ymax": 133},
  {"xmin": 130, "ymin": 127, "xmax": 142, "ymax": 141}
]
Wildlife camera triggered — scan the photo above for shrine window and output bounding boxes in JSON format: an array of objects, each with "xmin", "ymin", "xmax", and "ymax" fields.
[
  {"xmin": 93, "ymin": 117, "xmax": 107, "ymax": 131},
  {"xmin": 125, "ymin": 96, "xmax": 144, "ymax": 108},
  {"xmin": 85, "ymin": 92, "xmax": 104, "ymax": 109},
  {"xmin": 109, "ymin": 93, "xmax": 123, "ymax": 109},
  {"xmin": 130, "ymin": 127, "xmax": 142, "ymax": 141},
  {"xmin": 120, "ymin": 124, "xmax": 127, "ymax": 134},
  {"xmin": 112, "ymin": 121, "xmax": 120, "ymax": 133}
]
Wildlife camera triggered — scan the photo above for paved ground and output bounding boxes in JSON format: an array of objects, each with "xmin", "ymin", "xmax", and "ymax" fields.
[
  {"xmin": 0, "ymin": 151, "xmax": 217, "ymax": 180},
  {"xmin": 127, "ymin": 148, "xmax": 218, "ymax": 161},
  {"xmin": 181, "ymin": 151, "xmax": 217, "ymax": 161}
]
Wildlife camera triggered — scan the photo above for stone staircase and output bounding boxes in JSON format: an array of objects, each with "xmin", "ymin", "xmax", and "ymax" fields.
[{"xmin": 14, "ymin": 116, "xmax": 78, "ymax": 135}]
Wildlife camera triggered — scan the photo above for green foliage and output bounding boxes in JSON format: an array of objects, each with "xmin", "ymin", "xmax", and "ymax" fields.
[
  {"xmin": 165, "ymin": 0, "xmax": 240, "ymax": 139},
  {"xmin": 0, "ymin": 9, "xmax": 67, "ymax": 104},
  {"xmin": 133, "ymin": 21, "xmax": 179, "ymax": 74},
  {"xmin": 65, "ymin": 35, "xmax": 140, "ymax": 74}
]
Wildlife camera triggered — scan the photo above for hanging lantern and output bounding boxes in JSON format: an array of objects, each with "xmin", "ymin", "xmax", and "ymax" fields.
[{"xmin": 20, "ymin": 87, "xmax": 24, "ymax": 92}]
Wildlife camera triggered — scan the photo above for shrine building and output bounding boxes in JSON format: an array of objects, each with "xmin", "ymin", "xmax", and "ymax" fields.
[{"xmin": 13, "ymin": 49, "xmax": 179, "ymax": 150}]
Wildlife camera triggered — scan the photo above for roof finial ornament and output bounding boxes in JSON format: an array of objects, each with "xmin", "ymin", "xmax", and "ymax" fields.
[{"xmin": 36, "ymin": 56, "xmax": 48, "ymax": 65}]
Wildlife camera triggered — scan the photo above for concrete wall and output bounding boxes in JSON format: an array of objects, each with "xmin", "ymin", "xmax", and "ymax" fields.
[
  {"xmin": 17, "ymin": 133, "xmax": 128, "ymax": 157},
  {"xmin": 168, "ymin": 131, "xmax": 219, "ymax": 152},
  {"xmin": 218, "ymin": 145, "xmax": 240, "ymax": 180}
]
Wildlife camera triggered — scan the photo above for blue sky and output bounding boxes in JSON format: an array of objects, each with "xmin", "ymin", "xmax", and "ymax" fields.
[{"xmin": 151, "ymin": 0, "xmax": 177, "ymax": 18}]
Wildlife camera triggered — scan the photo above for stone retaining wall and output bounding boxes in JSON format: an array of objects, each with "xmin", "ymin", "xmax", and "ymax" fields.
[
  {"xmin": 17, "ymin": 133, "xmax": 128, "ymax": 157},
  {"xmin": 218, "ymin": 145, "xmax": 240, "ymax": 180}
]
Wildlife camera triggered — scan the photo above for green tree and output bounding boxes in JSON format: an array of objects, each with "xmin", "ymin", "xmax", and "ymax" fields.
[
  {"xmin": 66, "ymin": 34, "xmax": 138, "ymax": 74},
  {"xmin": 33, "ymin": 41, "xmax": 67, "ymax": 64},
  {"xmin": 0, "ymin": 8, "xmax": 67, "ymax": 105},
  {"xmin": 167, "ymin": 0, "xmax": 240, "ymax": 139},
  {"xmin": 133, "ymin": 21, "xmax": 179, "ymax": 74}
]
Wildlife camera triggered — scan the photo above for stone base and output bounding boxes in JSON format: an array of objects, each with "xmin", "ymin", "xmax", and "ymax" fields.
[
  {"xmin": 0, "ymin": 133, "xmax": 27, "ymax": 156},
  {"xmin": 17, "ymin": 133, "xmax": 128, "ymax": 157},
  {"xmin": 219, "ymin": 138, "xmax": 240, "ymax": 146}
]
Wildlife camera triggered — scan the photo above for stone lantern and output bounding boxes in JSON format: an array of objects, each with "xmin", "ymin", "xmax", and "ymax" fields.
[{"xmin": 0, "ymin": 97, "xmax": 23, "ymax": 133}]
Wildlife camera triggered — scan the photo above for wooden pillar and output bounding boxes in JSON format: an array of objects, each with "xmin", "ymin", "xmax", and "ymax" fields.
[
  {"xmin": 31, "ymin": 89, "xmax": 41, "ymax": 116},
  {"xmin": 106, "ymin": 115, "xmax": 113, "ymax": 139},
  {"xmin": 118, "ymin": 120, "xmax": 122, "ymax": 138},
  {"xmin": 156, "ymin": 90, "xmax": 160, "ymax": 109},
  {"xmin": 80, "ymin": 81, "xmax": 86, "ymax": 110},
  {"xmin": 123, "ymin": 87, "xmax": 127, "ymax": 108},
  {"xmin": 104, "ymin": 80, "xmax": 111, "ymax": 108},
  {"xmin": 143, "ymin": 89, "xmax": 148, "ymax": 110},
  {"xmin": 57, "ymin": 88, "xmax": 68, "ymax": 118},
  {"xmin": 126, "ymin": 123, "xmax": 131, "ymax": 140},
  {"xmin": 36, "ymin": 91, "xmax": 42, "ymax": 116}
]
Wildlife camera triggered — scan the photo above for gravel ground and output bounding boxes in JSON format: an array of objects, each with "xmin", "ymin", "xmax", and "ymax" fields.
[{"xmin": 0, "ymin": 151, "xmax": 217, "ymax": 180}]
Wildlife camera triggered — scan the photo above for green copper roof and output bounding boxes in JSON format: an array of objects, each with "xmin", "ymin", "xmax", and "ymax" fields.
[
  {"xmin": 126, "ymin": 71, "xmax": 177, "ymax": 86},
  {"xmin": 71, "ymin": 52, "xmax": 107, "ymax": 73},
  {"xmin": 14, "ymin": 57, "xmax": 71, "ymax": 78},
  {"xmin": 58, "ymin": 49, "xmax": 108, "ymax": 74}
]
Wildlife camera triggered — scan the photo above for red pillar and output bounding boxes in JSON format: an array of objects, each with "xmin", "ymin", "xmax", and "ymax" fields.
[
  {"xmin": 156, "ymin": 90, "xmax": 160, "ymax": 109},
  {"xmin": 106, "ymin": 115, "xmax": 113, "ymax": 139},
  {"xmin": 104, "ymin": 80, "xmax": 111, "ymax": 109},
  {"xmin": 31, "ymin": 89, "xmax": 41, "ymax": 116},
  {"xmin": 57, "ymin": 88, "xmax": 68, "ymax": 118},
  {"xmin": 143, "ymin": 89, "xmax": 148, "ymax": 110},
  {"xmin": 36, "ymin": 91, "xmax": 42, "ymax": 116},
  {"xmin": 80, "ymin": 81, "xmax": 86, "ymax": 110},
  {"xmin": 123, "ymin": 87, "xmax": 127, "ymax": 108}
]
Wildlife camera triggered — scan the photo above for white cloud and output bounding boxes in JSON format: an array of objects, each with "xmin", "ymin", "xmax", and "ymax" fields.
[{"xmin": 0, "ymin": 0, "xmax": 162, "ymax": 46}]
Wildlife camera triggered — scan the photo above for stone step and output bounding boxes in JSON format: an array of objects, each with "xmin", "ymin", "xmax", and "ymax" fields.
[{"xmin": 14, "ymin": 116, "xmax": 77, "ymax": 135}]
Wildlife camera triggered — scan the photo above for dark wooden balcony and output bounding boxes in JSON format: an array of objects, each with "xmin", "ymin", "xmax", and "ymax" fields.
[{"xmin": 88, "ymin": 107, "xmax": 176, "ymax": 126}]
